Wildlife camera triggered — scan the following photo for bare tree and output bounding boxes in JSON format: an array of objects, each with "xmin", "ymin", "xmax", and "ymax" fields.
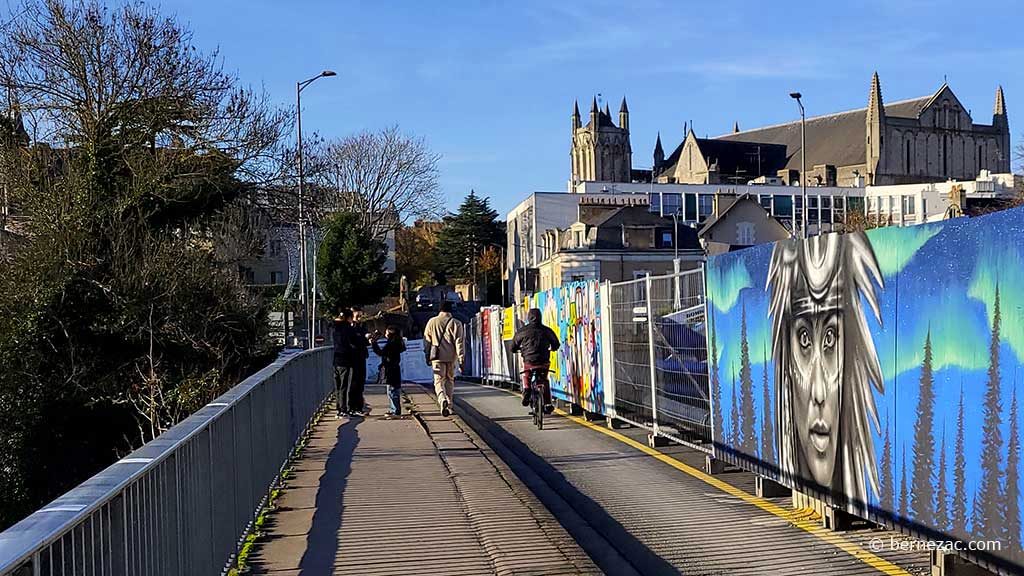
[{"xmin": 309, "ymin": 126, "xmax": 442, "ymax": 238}]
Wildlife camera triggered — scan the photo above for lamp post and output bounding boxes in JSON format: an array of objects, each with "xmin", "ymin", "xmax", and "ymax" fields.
[
  {"xmin": 789, "ymin": 92, "xmax": 807, "ymax": 239},
  {"xmin": 296, "ymin": 69, "xmax": 336, "ymax": 348}
]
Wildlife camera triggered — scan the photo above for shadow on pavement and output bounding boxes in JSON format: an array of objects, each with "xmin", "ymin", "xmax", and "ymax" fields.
[
  {"xmin": 298, "ymin": 418, "xmax": 360, "ymax": 575},
  {"xmin": 455, "ymin": 390, "xmax": 680, "ymax": 576}
]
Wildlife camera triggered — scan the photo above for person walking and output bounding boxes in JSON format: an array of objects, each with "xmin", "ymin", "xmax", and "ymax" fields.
[
  {"xmin": 372, "ymin": 326, "xmax": 406, "ymax": 417},
  {"xmin": 332, "ymin": 309, "xmax": 370, "ymax": 417},
  {"xmin": 423, "ymin": 301, "xmax": 465, "ymax": 417}
]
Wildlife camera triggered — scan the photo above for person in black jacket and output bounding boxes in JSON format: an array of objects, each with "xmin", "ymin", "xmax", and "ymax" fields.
[
  {"xmin": 372, "ymin": 326, "xmax": 407, "ymax": 417},
  {"xmin": 333, "ymin": 309, "xmax": 371, "ymax": 418},
  {"xmin": 511, "ymin": 308, "xmax": 560, "ymax": 413},
  {"xmin": 350, "ymin": 307, "xmax": 371, "ymax": 414}
]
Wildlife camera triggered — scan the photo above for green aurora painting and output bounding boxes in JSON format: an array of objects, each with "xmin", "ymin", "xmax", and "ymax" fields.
[{"xmin": 707, "ymin": 207, "xmax": 1024, "ymax": 571}]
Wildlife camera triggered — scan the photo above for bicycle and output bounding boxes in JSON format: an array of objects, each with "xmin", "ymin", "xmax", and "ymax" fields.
[{"xmin": 521, "ymin": 368, "xmax": 553, "ymax": 430}]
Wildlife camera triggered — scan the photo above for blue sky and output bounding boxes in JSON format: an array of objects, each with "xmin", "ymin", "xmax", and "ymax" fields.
[{"xmin": 160, "ymin": 0, "xmax": 1022, "ymax": 215}]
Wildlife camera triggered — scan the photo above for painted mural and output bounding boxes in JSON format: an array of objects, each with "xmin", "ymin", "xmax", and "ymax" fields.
[
  {"xmin": 527, "ymin": 280, "xmax": 604, "ymax": 414},
  {"xmin": 707, "ymin": 207, "xmax": 1024, "ymax": 570}
]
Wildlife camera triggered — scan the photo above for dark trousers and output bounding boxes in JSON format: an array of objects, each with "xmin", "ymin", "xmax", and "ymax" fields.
[
  {"xmin": 351, "ymin": 361, "xmax": 367, "ymax": 411},
  {"xmin": 334, "ymin": 366, "xmax": 354, "ymax": 413},
  {"xmin": 522, "ymin": 363, "xmax": 552, "ymax": 405}
]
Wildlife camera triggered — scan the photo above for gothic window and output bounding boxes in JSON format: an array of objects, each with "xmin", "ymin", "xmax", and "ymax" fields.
[
  {"xmin": 979, "ymin": 144, "xmax": 984, "ymax": 172},
  {"xmin": 737, "ymin": 222, "xmax": 755, "ymax": 245},
  {"xmin": 943, "ymin": 135, "xmax": 948, "ymax": 176},
  {"xmin": 905, "ymin": 138, "xmax": 911, "ymax": 173}
]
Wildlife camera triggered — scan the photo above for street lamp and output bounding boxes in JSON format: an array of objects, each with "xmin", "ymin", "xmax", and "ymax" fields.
[
  {"xmin": 296, "ymin": 70, "xmax": 335, "ymax": 348},
  {"xmin": 789, "ymin": 92, "xmax": 807, "ymax": 239}
]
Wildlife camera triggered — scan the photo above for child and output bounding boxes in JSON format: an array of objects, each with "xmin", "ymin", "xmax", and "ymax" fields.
[{"xmin": 372, "ymin": 326, "xmax": 406, "ymax": 417}]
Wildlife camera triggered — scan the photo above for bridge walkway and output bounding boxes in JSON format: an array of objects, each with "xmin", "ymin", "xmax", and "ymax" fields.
[
  {"xmin": 245, "ymin": 384, "xmax": 601, "ymax": 576},
  {"xmin": 453, "ymin": 380, "xmax": 933, "ymax": 576}
]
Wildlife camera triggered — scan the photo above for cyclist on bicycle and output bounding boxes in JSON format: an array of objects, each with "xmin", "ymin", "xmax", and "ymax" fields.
[{"xmin": 511, "ymin": 308, "xmax": 560, "ymax": 414}]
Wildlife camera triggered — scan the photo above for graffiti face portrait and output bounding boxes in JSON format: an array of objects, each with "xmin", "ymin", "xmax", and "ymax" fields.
[
  {"xmin": 787, "ymin": 291, "xmax": 844, "ymax": 486},
  {"xmin": 767, "ymin": 232, "xmax": 884, "ymax": 507}
]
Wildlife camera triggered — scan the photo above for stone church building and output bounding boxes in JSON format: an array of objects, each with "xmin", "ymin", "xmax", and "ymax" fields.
[
  {"xmin": 570, "ymin": 97, "xmax": 633, "ymax": 185},
  {"xmin": 655, "ymin": 73, "xmax": 1010, "ymax": 186}
]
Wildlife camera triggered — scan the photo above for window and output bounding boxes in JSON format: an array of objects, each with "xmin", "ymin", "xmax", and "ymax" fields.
[
  {"xmin": 570, "ymin": 274, "xmax": 585, "ymax": 283},
  {"xmin": 979, "ymin": 145, "xmax": 984, "ymax": 172},
  {"xmin": 633, "ymin": 270, "xmax": 650, "ymax": 300},
  {"xmin": 660, "ymin": 230, "xmax": 674, "ymax": 248},
  {"xmin": 685, "ymin": 193, "xmax": 697, "ymax": 221},
  {"xmin": 903, "ymin": 196, "xmax": 916, "ymax": 215},
  {"xmin": 270, "ymin": 271, "xmax": 285, "ymax": 285},
  {"xmin": 774, "ymin": 195, "xmax": 793, "ymax": 217},
  {"xmin": 698, "ymin": 195, "xmax": 714, "ymax": 219},
  {"xmin": 868, "ymin": 196, "xmax": 878, "ymax": 213},
  {"xmin": 737, "ymin": 222, "xmax": 755, "ymax": 245},
  {"xmin": 760, "ymin": 195, "xmax": 772, "ymax": 211},
  {"xmin": 808, "ymin": 196, "xmax": 819, "ymax": 223},
  {"xmin": 575, "ymin": 230, "xmax": 584, "ymax": 248},
  {"xmin": 239, "ymin": 266, "xmax": 254, "ymax": 284},
  {"xmin": 268, "ymin": 239, "xmax": 282, "ymax": 257}
]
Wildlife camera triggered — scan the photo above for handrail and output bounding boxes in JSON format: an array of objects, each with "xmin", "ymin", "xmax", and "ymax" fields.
[{"xmin": 0, "ymin": 346, "xmax": 334, "ymax": 575}]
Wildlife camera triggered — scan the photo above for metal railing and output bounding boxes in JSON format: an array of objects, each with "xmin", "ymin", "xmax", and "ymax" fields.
[
  {"xmin": 0, "ymin": 347, "xmax": 334, "ymax": 576},
  {"xmin": 608, "ymin": 269, "xmax": 712, "ymax": 452}
]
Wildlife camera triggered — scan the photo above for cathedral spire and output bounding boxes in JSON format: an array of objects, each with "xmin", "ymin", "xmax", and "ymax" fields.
[
  {"xmin": 733, "ymin": 121, "xmax": 740, "ymax": 133},
  {"xmin": 868, "ymin": 71, "xmax": 885, "ymax": 121},
  {"xmin": 866, "ymin": 71, "xmax": 887, "ymax": 184},
  {"xmin": 590, "ymin": 97, "xmax": 599, "ymax": 128},
  {"xmin": 619, "ymin": 96, "xmax": 629, "ymax": 132},
  {"xmin": 994, "ymin": 85, "xmax": 1007, "ymax": 118},
  {"xmin": 604, "ymin": 102, "xmax": 611, "ymax": 117},
  {"xmin": 572, "ymin": 100, "xmax": 581, "ymax": 132}
]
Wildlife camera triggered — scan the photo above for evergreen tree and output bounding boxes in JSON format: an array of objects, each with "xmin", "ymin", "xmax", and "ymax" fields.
[
  {"xmin": 739, "ymin": 299, "xmax": 756, "ymax": 455},
  {"xmin": 318, "ymin": 212, "xmax": 392, "ymax": 312},
  {"xmin": 711, "ymin": 308, "xmax": 723, "ymax": 444},
  {"xmin": 434, "ymin": 191, "xmax": 505, "ymax": 282},
  {"xmin": 910, "ymin": 329, "xmax": 936, "ymax": 526},
  {"xmin": 881, "ymin": 410, "xmax": 894, "ymax": 511},
  {"xmin": 760, "ymin": 339, "xmax": 774, "ymax": 463},
  {"xmin": 899, "ymin": 449, "xmax": 909, "ymax": 519},
  {"xmin": 936, "ymin": 425, "xmax": 950, "ymax": 531},
  {"xmin": 731, "ymin": 363, "xmax": 739, "ymax": 447},
  {"xmin": 976, "ymin": 285, "xmax": 1005, "ymax": 541},
  {"xmin": 1004, "ymin": 385, "xmax": 1021, "ymax": 556},
  {"xmin": 953, "ymin": 383, "xmax": 969, "ymax": 537}
]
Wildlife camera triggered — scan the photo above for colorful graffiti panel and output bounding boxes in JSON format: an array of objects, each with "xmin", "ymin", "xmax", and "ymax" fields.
[
  {"xmin": 528, "ymin": 280, "xmax": 604, "ymax": 414},
  {"xmin": 707, "ymin": 208, "xmax": 1024, "ymax": 571}
]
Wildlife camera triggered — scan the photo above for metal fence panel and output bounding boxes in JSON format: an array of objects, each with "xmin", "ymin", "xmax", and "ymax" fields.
[
  {"xmin": 609, "ymin": 277, "xmax": 655, "ymax": 428},
  {"xmin": 606, "ymin": 268, "xmax": 712, "ymax": 453},
  {"xmin": 648, "ymin": 269, "xmax": 712, "ymax": 451},
  {"xmin": 0, "ymin": 348, "xmax": 334, "ymax": 576}
]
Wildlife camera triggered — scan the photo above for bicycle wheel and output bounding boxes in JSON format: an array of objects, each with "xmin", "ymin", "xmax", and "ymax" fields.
[{"xmin": 534, "ymin": 386, "xmax": 544, "ymax": 430}]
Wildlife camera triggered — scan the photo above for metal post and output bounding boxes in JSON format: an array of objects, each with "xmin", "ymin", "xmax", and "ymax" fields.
[
  {"xmin": 801, "ymin": 109, "xmax": 807, "ymax": 239},
  {"xmin": 296, "ymin": 81, "xmax": 308, "ymax": 348},
  {"xmin": 645, "ymin": 274, "xmax": 658, "ymax": 433}
]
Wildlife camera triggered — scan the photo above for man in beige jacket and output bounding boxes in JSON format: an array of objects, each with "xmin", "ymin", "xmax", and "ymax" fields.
[{"xmin": 423, "ymin": 301, "xmax": 465, "ymax": 417}]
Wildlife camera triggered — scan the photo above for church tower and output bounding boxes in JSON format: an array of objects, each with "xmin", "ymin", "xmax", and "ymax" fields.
[
  {"xmin": 866, "ymin": 71, "xmax": 887, "ymax": 184},
  {"xmin": 993, "ymin": 86, "xmax": 1011, "ymax": 172},
  {"xmin": 570, "ymin": 95, "xmax": 633, "ymax": 186}
]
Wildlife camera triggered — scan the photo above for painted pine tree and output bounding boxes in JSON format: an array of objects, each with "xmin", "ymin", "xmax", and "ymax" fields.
[
  {"xmin": 760, "ymin": 339, "xmax": 774, "ymax": 464},
  {"xmin": 910, "ymin": 329, "xmax": 936, "ymax": 526},
  {"xmin": 730, "ymin": 363, "xmax": 739, "ymax": 446},
  {"xmin": 739, "ymin": 300, "xmax": 756, "ymax": 455},
  {"xmin": 953, "ymin": 384, "xmax": 968, "ymax": 537},
  {"xmin": 936, "ymin": 425, "xmax": 950, "ymax": 531},
  {"xmin": 899, "ymin": 449, "xmax": 909, "ymax": 520},
  {"xmin": 1004, "ymin": 385, "xmax": 1021, "ymax": 557},
  {"xmin": 711, "ymin": 308, "xmax": 723, "ymax": 444},
  {"xmin": 881, "ymin": 409, "xmax": 894, "ymax": 511},
  {"xmin": 975, "ymin": 285, "xmax": 1004, "ymax": 541}
]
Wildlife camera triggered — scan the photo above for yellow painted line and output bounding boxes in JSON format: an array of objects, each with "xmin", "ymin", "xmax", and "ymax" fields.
[{"xmin": 487, "ymin": 385, "xmax": 910, "ymax": 576}]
